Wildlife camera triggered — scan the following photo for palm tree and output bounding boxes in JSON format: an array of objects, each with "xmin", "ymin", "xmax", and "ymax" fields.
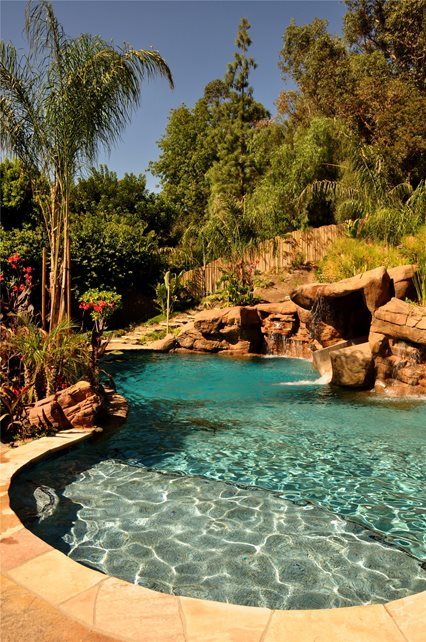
[{"xmin": 0, "ymin": 0, "xmax": 173, "ymax": 328}]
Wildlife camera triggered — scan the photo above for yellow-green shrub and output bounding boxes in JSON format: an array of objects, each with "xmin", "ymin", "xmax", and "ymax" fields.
[{"xmin": 317, "ymin": 237, "xmax": 405, "ymax": 282}]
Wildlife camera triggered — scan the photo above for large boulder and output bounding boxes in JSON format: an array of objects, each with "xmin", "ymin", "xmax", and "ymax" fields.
[
  {"xmin": 388, "ymin": 265, "xmax": 417, "ymax": 300},
  {"xmin": 144, "ymin": 333, "xmax": 176, "ymax": 352},
  {"xmin": 291, "ymin": 267, "xmax": 392, "ymax": 314},
  {"xmin": 28, "ymin": 381, "xmax": 101, "ymax": 431},
  {"xmin": 371, "ymin": 298, "xmax": 426, "ymax": 345},
  {"xmin": 330, "ymin": 343, "xmax": 374, "ymax": 388},
  {"xmin": 176, "ymin": 307, "xmax": 263, "ymax": 353}
]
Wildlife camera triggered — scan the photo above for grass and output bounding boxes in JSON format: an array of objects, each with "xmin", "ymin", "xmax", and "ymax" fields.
[{"xmin": 317, "ymin": 237, "xmax": 406, "ymax": 282}]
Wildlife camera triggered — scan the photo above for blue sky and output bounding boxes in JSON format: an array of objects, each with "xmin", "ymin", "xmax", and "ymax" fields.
[{"xmin": 2, "ymin": 1, "xmax": 346, "ymax": 190}]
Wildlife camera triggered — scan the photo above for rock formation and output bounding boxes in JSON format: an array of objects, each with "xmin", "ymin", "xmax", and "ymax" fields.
[
  {"xmin": 159, "ymin": 263, "xmax": 424, "ymax": 396},
  {"xmin": 28, "ymin": 381, "xmax": 102, "ymax": 432},
  {"xmin": 330, "ymin": 343, "xmax": 374, "ymax": 388},
  {"xmin": 369, "ymin": 299, "xmax": 426, "ymax": 395}
]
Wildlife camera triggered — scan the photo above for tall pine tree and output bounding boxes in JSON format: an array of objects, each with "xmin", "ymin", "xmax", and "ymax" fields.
[{"xmin": 208, "ymin": 18, "xmax": 268, "ymax": 205}]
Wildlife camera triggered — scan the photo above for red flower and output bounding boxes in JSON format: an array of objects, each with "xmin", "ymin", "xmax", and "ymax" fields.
[
  {"xmin": 12, "ymin": 285, "xmax": 19, "ymax": 292},
  {"xmin": 24, "ymin": 266, "xmax": 32, "ymax": 273},
  {"xmin": 79, "ymin": 302, "xmax": 91, "ymax": 311},
  {"xmin": 8, "ymin": 254, "xmax": 21, "ymax": 265},
  {"xmin": 19, "ymin": 283, "xmax": 25, "ymax": 291},
  {"xmin": 0, "ymin": 273, "xmax": 4, "ymax": 282},
  {"xmin": 93, "ymin": 304, "xmax": 102, "ymax": 313}
]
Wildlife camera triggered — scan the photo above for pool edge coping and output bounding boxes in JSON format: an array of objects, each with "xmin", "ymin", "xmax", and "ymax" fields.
[{"xmin": 1, "ymin": 421, "xmax": 424, "ymax": 641}]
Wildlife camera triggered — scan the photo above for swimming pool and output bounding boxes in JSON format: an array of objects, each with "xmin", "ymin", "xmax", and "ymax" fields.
[{"xmin": 11, "ymin": 353, "xmax": 426, "ymax": 609}]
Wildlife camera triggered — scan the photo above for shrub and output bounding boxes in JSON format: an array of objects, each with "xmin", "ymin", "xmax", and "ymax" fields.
[
  {"xmin": 71, "ymin": 212, "xmax": 161, "ymax": 297},
  {"xmin": 317, "ymin": 237, "xmax": 405, "ymax": 282},
  {"xmin": 219, "ymin": 260, "xmax": 257, "ymax": 306},
  {"xmin": 154, "ymin": 271, "xmax": 194, "ymax": 316},
  {"xmin": 400, "ymin": 226, "xmax": 426, "ymax": 305}
]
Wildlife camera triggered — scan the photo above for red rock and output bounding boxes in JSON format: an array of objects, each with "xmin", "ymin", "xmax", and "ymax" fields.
[{"xmin": 28, "ymin": 381, "xmax": 101, "ymax": 431}]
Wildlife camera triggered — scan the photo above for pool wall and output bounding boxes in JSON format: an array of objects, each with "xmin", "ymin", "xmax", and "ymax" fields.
[{"xmin": 1, "ymin": 428, "xmax": 425, "ymax": 642}]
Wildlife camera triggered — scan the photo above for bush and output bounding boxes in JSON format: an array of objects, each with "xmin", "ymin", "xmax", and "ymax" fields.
[
  {"xmin": 71, "ymin": 212, "xmax": 162, "ymax": 297},
  {"xmin": 317, "ymin": 237, "xmax": 405, "ymax": 282},
  {"xmin": 219, "ymin": 261, "xmax": 257, "ymax": 306},
  {"xmin": 400, "ymin": 226, "xmax": 426, "ymax": 305}
]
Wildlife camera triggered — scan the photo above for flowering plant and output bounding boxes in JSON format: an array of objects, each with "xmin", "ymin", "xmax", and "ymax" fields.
[
  {"xmin": 0, "ymin": 253, "xmax": 34, "ymax": 325},
  {"xmin": 79, "ymin": 289, "xmax": 121, "ymax": 370}
]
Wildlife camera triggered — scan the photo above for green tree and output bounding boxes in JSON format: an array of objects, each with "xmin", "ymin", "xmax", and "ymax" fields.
[
  {"xmin": 70, "ymin": 211, "xmax": 161, "ymax": 297},
  {"xmin": 150, "ymin": 90, "xmax": 223, "ymax": 231},
  {"xmin": 208, "ymin": 18, "xmax": 268, "ymax": 204},
  {"xmin": 72, "ymin": 165, "xmax": 177, "ymax": 244},
  {"xmin": 344, "ymin": 0, "xmax": 426, "ymax": 89},
  {"xmin": 0, "ymin": 0, "xmax": 173, "ymax": 328},
  {"xmin": 0, "ymin": 158, "xmax": 36, "ymax": 229},
  {"xmin": 278, "ymin": 16, "xmax": 426, "ymax": 184}
]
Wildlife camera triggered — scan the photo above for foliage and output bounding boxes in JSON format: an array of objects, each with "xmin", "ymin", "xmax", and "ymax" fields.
[
  {"xmin": 247, "ymin": 117, "xmax": 343, "ymax": 236},
  {"xmin": 70, "ymin": 211, "xmax": 161, "ymax": 297},
  {"xmin": 0, "ymin": 0, "xmax": 173, "ymax": 328},
  {"xmin": 139, "ymin": 328, "xmax": 168, "ymax": 344},
  {"xmin": 343, "ymin": 0, "xmax": 426, "ymax": 89},
  {"xmin": 303, "ymin": 147, "xmax": 426, "ymax": 244},
  {"xmin": 151, "ymin": 17, "xmax": 268, "ymax": 254},
  {"xmin": 0, "ymin": 158, "xmax": 36, "ymax": 229},
  {"xmin": 0, "ymin": 253, "xmax": 34, "ymax": 324},
  {"xmin": 154, "ymin": 271, "xmax": 193, "ymax": 316},
  {"xmin": 207, "ymin": 18, "xmax": 267, "ymax": 205},
  {"xmin": 72, "ymin": 165, "xmax": 177, "ymax": 245},
  {"xmin": 1, "ymin": 315, "xmax": 91, "ymax": 440},
  {"xmin": 79, "ymin": 289, "xmax": 121, "ymax": 324},
  {"xmin": 317, "ymin": 237, "xmax": 405, "ymax": 282},
  {"xmin": 219, "ymin": 259, "xmax": 257, "ymax": 306},
  {"xmin": 400, "ymin": 226, "xmax": 426, "ymax": 305},
  {"xmin": 9, "ymin": 317, "xmax": 91, "ymax": 400},
  {"xmin": 79, "ymin": 288, "xmax": 121, "ymax": 370},
  {"xmin": 278, "ymin": 14, "xmax": 426, "ymax": 185}
]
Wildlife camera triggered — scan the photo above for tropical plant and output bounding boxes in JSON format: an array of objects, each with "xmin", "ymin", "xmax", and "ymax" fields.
[
  {"xmin": 79, "ymin": 289, "xmax": 121, "ymax": 370},
  {"xmin": 8, "ymin": 317, "xmax": 91, "ymax": 401},
  {"xmin": 154, "ymin": 270, "xmax": 192, "ymax": 320},
  {"xmin": 219, "ymin": 260, "xmax": 257, "ymax": 306},
  {"xmin": 301, "ymin": 146, "xmax": 426, "ymax": 244},
  {"xmin": 0, "ymin": 253, "xmax": 34, "ymax": 325},
  {"xmin": 0, "ymin": 0, "xmax": 173, "ymax": 328},
  {"xmin": 400, "ymin": 226, "xmax": 426, "ymax": 305}
]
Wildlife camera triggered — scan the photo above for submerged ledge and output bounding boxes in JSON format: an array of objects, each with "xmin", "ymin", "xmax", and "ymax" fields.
[{"xmin": 1, "ymin": 417, "xmax": 425, "ymax": 641}]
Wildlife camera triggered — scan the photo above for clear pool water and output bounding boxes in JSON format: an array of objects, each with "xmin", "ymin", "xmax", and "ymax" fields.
[{"xmin": 11, "ymin": 353, "xmax": 426, "ymax": 609}]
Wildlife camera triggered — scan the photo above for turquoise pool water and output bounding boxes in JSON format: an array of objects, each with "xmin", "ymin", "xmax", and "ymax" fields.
[{"xmin": 11, "ymin": 353, "xmax": 426, "ymax": 609}]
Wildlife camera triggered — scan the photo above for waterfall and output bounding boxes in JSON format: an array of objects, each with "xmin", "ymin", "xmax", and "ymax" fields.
[{"xmin": 264, "ymin": 331, "xmax": 288, "ymax": 356}]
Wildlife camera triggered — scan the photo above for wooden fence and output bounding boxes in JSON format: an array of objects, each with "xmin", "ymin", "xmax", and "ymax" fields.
[{"xmin": 182, "ymin": 224, "xmax": 344, "ymax": 297}]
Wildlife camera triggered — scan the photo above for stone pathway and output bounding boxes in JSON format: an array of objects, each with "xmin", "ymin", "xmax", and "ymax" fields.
[{"xmin": 106, "ymin": 312, "xmax": 197, "ymax": 352}]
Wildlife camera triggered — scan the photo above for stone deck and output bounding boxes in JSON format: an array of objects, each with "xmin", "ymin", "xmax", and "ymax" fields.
[{"xmin": 1, "ymin": 430, "xmax": 424, "ymax": 642}]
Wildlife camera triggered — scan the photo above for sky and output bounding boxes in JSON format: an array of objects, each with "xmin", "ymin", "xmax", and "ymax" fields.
[{"xmin": 2, "ymin": 0, "xmax": 346, "ymax": 190}]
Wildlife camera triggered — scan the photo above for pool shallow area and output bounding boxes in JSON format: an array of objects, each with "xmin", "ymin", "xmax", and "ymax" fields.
[{"xmin": 11, "ymin": 353, "xmax": 426, "ymax": 611}]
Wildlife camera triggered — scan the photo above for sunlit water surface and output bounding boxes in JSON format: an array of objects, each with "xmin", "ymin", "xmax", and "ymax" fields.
[{"xmin": 11, "ymin": 353, "xmax": 426, "ymax": 609}]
